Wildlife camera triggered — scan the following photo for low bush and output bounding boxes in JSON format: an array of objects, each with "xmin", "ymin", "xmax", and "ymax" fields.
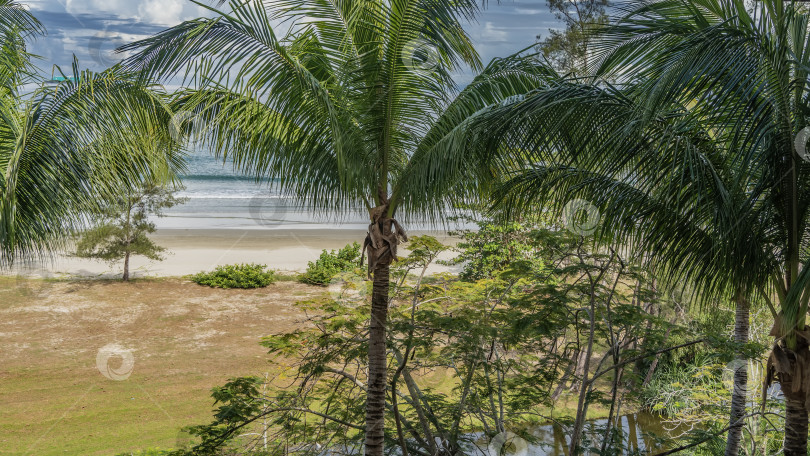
[
  {"xmin": 299, "ymin": 242, "xmax": 361, "ymax": 285},
  {"xmin": 192, "ymin": 264, "xmax": 275, "ymax": 289}
]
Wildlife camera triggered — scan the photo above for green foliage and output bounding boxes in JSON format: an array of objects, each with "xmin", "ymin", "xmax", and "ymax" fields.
[
  {"xmin": 121, "ymin": 0, "xmax": 552, "ymax": 238},
  {"xmin": 640, "ymin": 356, "xmax": 725, "ymax": 417},
  {"xmin": 192, "ymin": 264, "xmax": 276, "ymax": 289},
  {"xmin": 168, "ymin": 238, "xmax": 554, "ymax": 455},
  {"xmin": 162, "ymin": 233, "xmax": 685, "ymax": 456},
  {"xmin": 75, "ymin": 183, "xmax": 186, "ymax": 280},
  {"xmin": 536, "ymin": 0, "xmax": 609, "ymax": 75},
  {"xmin": 444, "ymin": 218, "xmax": 550, "ymax": 281},
  {"xmin": 0, "ymin": 23, "xmax": 182, "ymax": 266},
  {"xmin": 639, "ymin": 353, "xmax": 786, "ymax": 455},
  {"xmin": 394, "ymin": 235, "xmax": 448, "ymax": 273},
  {"xmin": 636, "ymin": 304, "xmax": 783, "ymax": 454},
  {"xmin": 299, "ymin": 242, "xmax": 361, "ymax": 286}
]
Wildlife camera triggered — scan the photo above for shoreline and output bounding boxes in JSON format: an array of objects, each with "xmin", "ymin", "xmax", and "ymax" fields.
[{"xmin": 10, "ymin": 228, "xmax": 461, "ymax": 279}]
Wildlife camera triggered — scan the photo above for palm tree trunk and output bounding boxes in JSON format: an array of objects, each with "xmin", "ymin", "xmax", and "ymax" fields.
[
  {"xmin": 784, "ymin": 394, "xmax": 808, "ymax": 456},
  {"xmin": 725, "ymin": 294, "xmax": 749, "ymax": 456},
  {"xmin": 365, "ymin": 264, "xmax": 389, "ymax": 456},
  {"xmin": 770, "ymin": 343, "xmax": 810, "ymax": 454}
]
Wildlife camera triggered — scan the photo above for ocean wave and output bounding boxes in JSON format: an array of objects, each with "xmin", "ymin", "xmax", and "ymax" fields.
[
  {"xmin": 177, "ymin": 193, "xmax": 286, "ymax": 200},
  {"xmin": 181, "ymin": 174, "xmax": 273, "ymax": 182}
]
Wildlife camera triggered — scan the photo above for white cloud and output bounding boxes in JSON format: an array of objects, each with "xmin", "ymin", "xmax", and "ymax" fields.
[
  {"xmin": 26, "ymin": 0, "xmax": 557, "ymax": 83},
  {"xmin": 137, "ymin": 0, "xmax": 184, "ymax": 25},
  {"xmin": 30, "ymin": 0, "xmax": 209, "ymax": 25},
  {"xmin": 515, "ymin": 8, "xmax": 545, "ymax": 15},
  {"xmin": 65, "ymin": 0, "xmax": 138, "ymax": 17},
  {"xmin": 479, "ymin": 22, "xmax": 509, "ymax": 43}
]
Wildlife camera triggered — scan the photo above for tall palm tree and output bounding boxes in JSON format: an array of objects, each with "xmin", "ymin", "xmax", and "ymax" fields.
[
  {"xmin": 593, "ymin": 1, "xmax": 810, "ymax": 453},
  {"xmin": 483, "ymin": 76, "xmax": 762, "ymax": 453},
  {"xmin": 119, "ymin": 1, "xmax": 548, "ymax": 453},
  {"xmin": 0, "ymin": 0, "xmax": 181, "ymax": 266},
  {"xmin": 483, "ymin": 0, "xmax": 810, "ymax": 453}
]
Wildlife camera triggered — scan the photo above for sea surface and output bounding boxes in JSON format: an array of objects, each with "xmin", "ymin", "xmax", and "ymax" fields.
[{"xmin": 158, "ymin": 148, "xmax": 370, "ymax": 230}]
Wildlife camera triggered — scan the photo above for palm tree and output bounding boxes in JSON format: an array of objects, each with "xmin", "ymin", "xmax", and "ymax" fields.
[
  {"xmin": 482, "ymin": 0, "xmax": 810, "ymax": 453},
  {"xmin": 119, "ymin": 1, "xmax": 548, "ymax": 453},
  {"xmin": 482, "ymin": 76, "xmax": 762, "ymax": 453},
  {"xmin": 593, "ymin": 2, "xmax": 810, "ymax": 453},
  {"xmin": 0, "ymin": 0, "xmax": 181, "ymax": 266}
]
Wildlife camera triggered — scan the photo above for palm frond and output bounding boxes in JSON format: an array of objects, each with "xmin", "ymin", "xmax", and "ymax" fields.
[{"xmin": 0, "ymin": 60, "xmax": 182, "ymax": 265}]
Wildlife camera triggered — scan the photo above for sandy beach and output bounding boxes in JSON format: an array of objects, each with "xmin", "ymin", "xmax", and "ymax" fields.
[
  {"xmin": 0, "ymin": 148, "xmax": 468, "ymax": 280},
  {"xmin": 11, "ymin": 228, "xmax": 461, "ymax": 279}
]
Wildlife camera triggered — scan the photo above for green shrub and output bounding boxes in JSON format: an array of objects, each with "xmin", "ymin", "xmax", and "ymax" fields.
[
  {"xmin": 192, "ymin": 264, "xmax": 276, "ymax": 289},
  {"xmin": 639, "ymin": 354, "xmax": 723, "ymax": 417},
  {"xmin": 299, "ymin": 242, "xmax": 361, "ymax": 285}
]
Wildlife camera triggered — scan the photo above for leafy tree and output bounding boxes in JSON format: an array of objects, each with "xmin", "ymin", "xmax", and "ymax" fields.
[
  {"xmin": 120, "ymin": 1, "xmax": 548, "ymax": 452},
  {"xmin": 485, "ymin": 75, "xmax": 761, "ymax": 454},
  {"xmin": 482, "ymin": 0, "xmax": 810, "ymax": 452},
  {"xmin": 583, "ymin": 2, "xmax": 810, "ymax": 453},
  {"xmin": 0, "ymin": 1, "xmax": 182, "ymax": 268},
  {"xmin": 162, "ymin": 233, "xmax": 692, "ymax": 456},
  {"xmin": 536, "ymin": 0, "xmax": 609, "ymax": 75},
  {"xmin": 444, "ymin": 217, "xmax": 549, "ymax": 281},
  {"xmin": 76, "ymin": 183, "xmax": 185, "ymax": 281},
  {"xmin": 641, "ymin": 311, "xmax": 779, "ymax": 456}
]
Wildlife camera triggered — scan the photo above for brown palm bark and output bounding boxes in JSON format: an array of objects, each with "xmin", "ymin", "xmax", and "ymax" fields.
[
  {"xmin": 784, "ymin": 392, "xmax": 809, "ymax": 456},
  {"xmin": 365, "ymin": 264, "xmax": 390, "ymax": 456},
  {"xmin": 766, "ymin": 339, "xmax": 810, "ymax": 455},
  {"xmin": 725, "ymin": 293, "xmax": 749, "ymax": 456},
  {"xmin": 776, "ymin": 350, "xmax": 810, "ymax": 456},
  {"xmin": 362, "ymin": 201, "xmax": 407, "ymax": 456}
]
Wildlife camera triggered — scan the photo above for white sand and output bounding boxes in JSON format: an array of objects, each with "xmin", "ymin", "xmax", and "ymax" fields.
[{"xmin": 11, "ymin": 229, "xmax": 461, "ymax": 279}]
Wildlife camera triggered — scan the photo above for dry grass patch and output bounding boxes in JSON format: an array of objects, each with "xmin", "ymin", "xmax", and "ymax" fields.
[{"xmin": 0, "ymin": 277, "xmax": 322, "ymax": 455}]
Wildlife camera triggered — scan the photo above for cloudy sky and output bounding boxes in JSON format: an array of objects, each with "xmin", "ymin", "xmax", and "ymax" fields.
[{"xmin": 24, "ymin": 0, "xmax": 558, "ymax": 85}]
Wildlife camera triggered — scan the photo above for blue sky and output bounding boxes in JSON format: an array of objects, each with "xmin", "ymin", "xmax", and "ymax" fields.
[{"xmin": 25, "ymin": 0, "xmax": 558, "ymax": 85}]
